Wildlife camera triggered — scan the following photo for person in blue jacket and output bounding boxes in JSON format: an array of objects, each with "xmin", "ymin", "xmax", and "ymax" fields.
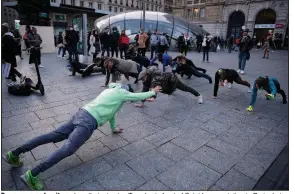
[
  {"xmin": 150, "ymin": 53, "xmax": 172, "ymax": 72},
  {"xmin": 246, "ymin": 76, "xmax": 287, "ymax": 112}
]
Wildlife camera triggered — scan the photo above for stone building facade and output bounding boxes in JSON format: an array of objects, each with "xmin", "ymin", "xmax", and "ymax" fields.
[{"xmin": 172, "ymin": 0, "xmax": 288, "ymax": 41}]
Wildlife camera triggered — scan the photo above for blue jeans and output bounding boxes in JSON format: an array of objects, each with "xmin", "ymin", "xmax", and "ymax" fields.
[
  {"xmin": 238, "ymin": 51, "xmax": 247, "ymax": 70},
  {"xmin": 12, "ymin": 109, "xmax": 97, "ymax": 176},
  {"xmin": 58, "ymin": 47, "xmax": 63, "ymax": 55}
]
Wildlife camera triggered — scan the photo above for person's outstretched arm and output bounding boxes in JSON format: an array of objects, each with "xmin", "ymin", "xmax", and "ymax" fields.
[
  {"xmin": 213, "ymin": 71, "xmax": 220, "ymax": 97},
  {"xmin": 122, "ymin": 90, "xmax": 156, "ymax": 102}
]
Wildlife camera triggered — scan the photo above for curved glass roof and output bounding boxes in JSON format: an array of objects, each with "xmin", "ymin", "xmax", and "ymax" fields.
[{"xmin": 94, "ymin": 10, "xmax": 207, "ymax": 36}]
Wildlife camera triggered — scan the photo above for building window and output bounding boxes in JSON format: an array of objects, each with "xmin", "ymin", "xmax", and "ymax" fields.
[
  {"xmin": 188, "ymin": 1, "xmax": 192, "ymax": 4},
  {"xmin": 98, "ymin": 4, "xmax": 101, "ymax": 9},
  {"xmin": 200, "ymin": 8, "xmax": 205, "ymax": 17},
  {"xmin": 194, "ymin": 0, "xmax": 198, "ymax": 4},
  {"xmin": 120, "ymin": 8, "xmax": 123, "ymax": 12},
  {"xmin": 151, "ymin": 4, "xmax": 153, "ymax": 10},
  {"xmin": 146, "ymin": 4, "xmax": 149, "ymax": 10},
  {"xmin": 109, "ymin": 0, "xmax": 112, "ymax": 3},
  {"xmin": 89, "ymin": 2, "xmax": 93, "ymax": 8},
  {"xmin": 71, "ymin": 0, "xmax": 75, "ymax": 6},
  {"xmin": 187, "ymin": 9, "xmax": 192, "ymax": 18},
  {"xmin": 194, "ymin": 8, "xmax": 199, "ymax": 17},
  {"xmin": 109, "ymin": 6, "xmax": 112, "ymax": 11},
  {"xmin": 120, "ymin": 0, "xmax": 123, "ymax": 5},
  {"xmin": 80, "ymin": 1, "xmax": 84, "ymax": 7},
  {"xmin": 61, "ymin": 0, "xmax": 65, "ymax": 4},
  {"xmin": 114, "ymin": 0, "xmax": 117, "ymax": 4},
  {"xmin": 114, "ymin": 7, "xmax": 118, "ymax": 12},
  {"xmin": 51, "ymin": 0, "xmax": 56, "ymax": 3}
]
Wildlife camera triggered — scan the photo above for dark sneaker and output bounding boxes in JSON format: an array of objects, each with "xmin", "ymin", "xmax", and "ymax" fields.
[
  {"xmin": 209, "ymin": 78, "xmax": 213, "ymax": 84},
  {"xmin": 5, "ymin": 151, "xmax": 23, "ymax": 167},
  {"xmin": 20, "ymin": 170, "xmax": 45, "ymax": 190}
]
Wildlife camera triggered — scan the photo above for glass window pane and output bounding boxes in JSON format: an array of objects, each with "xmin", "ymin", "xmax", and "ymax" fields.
[
  {"xmin": 125, "ymin": 19, "xmax": 141, "ymax": 35},
  {"xmin": 145, "ymin": 20, "xmax": 157, "ymax": 32},
  {"xmin": 110, "ymin": 20, "xmax": 124, "ymax": 33},
  {"xmin": 157, "ymin": 21, "xmax": 173, "ymax": 35}
]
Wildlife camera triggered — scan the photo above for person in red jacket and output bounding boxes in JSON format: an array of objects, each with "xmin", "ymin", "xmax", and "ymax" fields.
[{"xmin": 119, "ymin": 30, "xmax": 130, "ymax": 59}]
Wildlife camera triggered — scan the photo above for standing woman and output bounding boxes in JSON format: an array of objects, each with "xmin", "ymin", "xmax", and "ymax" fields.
[
  {"xmin": 119, "ymin": 30, "xmax": 130, "ymax": 59},
  {"xmin": 137, "ymin": 29, "xmax": 148, "ymax": 56},
  {"xmin": 89, "ymin": 29, "xmax": 96, "ymax": 58},
  {"xmin": 262, "ymin": 37, "xmax": 270, "ymax": 59},
  {"xmin": 57, "ymin": 32, "xmax": 64, "ymax": 57}
]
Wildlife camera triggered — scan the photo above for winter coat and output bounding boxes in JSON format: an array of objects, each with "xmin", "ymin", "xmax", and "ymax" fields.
[
  {"xmin": 119, "ymin": 34, "xmax": 130, "ymax": 45},
  {"xmin": 109, "ymin": 31, "xmax": 120, "ymax": 48},
  {"xmin": 89, "ymin": 35, "xmax": 96, "ymax": 54},
  {"xmin": 2, "ymin": 32, "xmax": 17, "ymax": 67},
  {"xmin": 138, "ymin": 33, "xmax": 148, "ymax": 48}
]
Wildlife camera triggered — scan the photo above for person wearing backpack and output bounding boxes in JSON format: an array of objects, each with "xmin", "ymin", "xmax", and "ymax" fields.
[{"xmin": 202, "ymin": 33, "xmax": 211, "ymax": 63}]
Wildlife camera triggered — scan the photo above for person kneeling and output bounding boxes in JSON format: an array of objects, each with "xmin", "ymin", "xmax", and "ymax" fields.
[
  {"xmin": 4, "ymin": 83, "xmax": 162, "ymax": 190},
  {"xmin": 246, "ymin": 76, "xmax": 287, "ymax": 112},
  {"xmin": 212, "ymin": 68, "xmax": 251, "ymax": 98},
  {"xmin": 135, "ymin": 66, "xmax": 203, "ymax": 108}
]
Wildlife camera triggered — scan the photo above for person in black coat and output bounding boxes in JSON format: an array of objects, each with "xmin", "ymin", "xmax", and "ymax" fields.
[
  {"xmin": 99, "ymin": 30, "xmax": 110, "ymax": 57},
  {"xmin": 109, "ymin": 27, "xmax": 120, "ymax": 58},
  {"xmin": 13, "ymin": 29, "xmax": 23, "ymax": 59},
  {"xmin": 65, "ymin": 26, "xmax": 79, "ymax": 62},
  {"xmin": 2, "ymin": 23, "xmax": 26, "ymax": 86}
]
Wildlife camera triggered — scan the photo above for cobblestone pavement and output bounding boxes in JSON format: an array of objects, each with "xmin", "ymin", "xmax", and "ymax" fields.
[{"xmin": 1, "ymin": 49, "xmax": 288, "ymax": 190}]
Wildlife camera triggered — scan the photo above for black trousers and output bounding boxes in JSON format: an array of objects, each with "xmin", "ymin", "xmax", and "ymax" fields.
[
  {"xmin": 111, "ymin": 47, "xmax": 118, "ymax": 58},
  {"xmin": 120, "ymin": 44, "xmax": 129, "ymax": 59},
  {"xmin": 101, "ymin": 46, "xmax": 110, "ymax": 57},
  {"xmin": 68, "ymin": 46, "xmax": 78, "ymax": 62},
  {"xmin": 10, "ymin": 67, "xmax": 22, "ymax": 81},
  {"xmin": 138, "ymin": 48, "xmax": 146, "ymax": 56},
  {"xmin": 175, "ymin": 79, "xmax": 200, "ymax": 97},
  {"xmin": 274, "ymin": 81, "xmax": 287, "ymax": 103},
  {"xmin": 188, "ymin": 68, "xmax": 212, "ymax": 82},
  {"xmin": 150, "ymin": 45, "xmax": 158, "ymax": 59},
  {"xmin": 29, "ymin": 48, "xmax": 41, "ymax": 65},
  {"xmin": 203, "ymin": 48, "xmax": 209, "ymax": 61}
]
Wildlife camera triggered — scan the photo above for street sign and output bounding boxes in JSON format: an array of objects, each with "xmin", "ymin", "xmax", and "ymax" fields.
[{"xmin": 254, "ymin": 24, "xmax": 275, "ymax": 29}]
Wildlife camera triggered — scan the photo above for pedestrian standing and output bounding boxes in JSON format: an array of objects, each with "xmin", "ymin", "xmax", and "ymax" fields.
[
  {"xmin": 237, "ymin": 29, "xmax": 253, "ymax": 75},
  {"xmin": 57, "ymin": 32, "xmax": 64, "ymax": 57},
  {"xmin": 110, "ymin": 27, "xmax": 120, "ymax": 58},
  {"xmin": 262, "ymin": 37, "xmax": 270, "ymax": 59},
  {"xmin": 13, "ymin": 29, "xmax": 23, "ymax": 59},
  {"xmin": 119, "ymin": 30, "xmax": 130, "ymax": 59},
  {"xmin": 65, "ymin": 26, "xmax": 79, "ymax": 62},
  {"xmin": 137, "ymin": 29, "xmax": 148, "ymax": 56},
  {"xmin": 159, "ymin": 33, "xmax": 169, "ymax": 54},
  {"xmin": 100, "ymin": 30, "xmax": 110, "ymax": 57},
  {"xmin": 150, "ymin": 29, "xmax": 159, "ymax": 59},
  {"xmin": 202, "ymin": 33, "xmax": 211, "ymax": 63},
  {"xmin": 62, "ymin": 31, "xmax": 68, "ymax": 58}
]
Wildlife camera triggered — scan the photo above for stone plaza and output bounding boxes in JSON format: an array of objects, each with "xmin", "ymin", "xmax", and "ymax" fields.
[{"xmin": 1, "ymin": 49, "xmax": 289, "ymax": 190}]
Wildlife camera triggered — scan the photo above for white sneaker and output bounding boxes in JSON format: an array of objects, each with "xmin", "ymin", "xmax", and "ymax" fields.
[
  {"xmin": 237, "ymin": 69, "xmax": 241, "ymax": 73},
  {"xmin": 240, "ymin": 70, "xmax": 245, "ymax": 75},
  {"xmin": 39, "ymin": 65, "xmax": 44, "ymax": 68},
  {"xmin": 7, "ymin": 81, "xmax": 17, "ymax": 86},
  {"xmin": 198, "ymin": 94, "xmax": 203, "ymax": 104},
  {"xmin": 228, "ymin": 83, "xmax": 232, "ymax": 89},
  {"xmin": 248, "ymin": 88, "xmax": 252, "ymax": 93}
]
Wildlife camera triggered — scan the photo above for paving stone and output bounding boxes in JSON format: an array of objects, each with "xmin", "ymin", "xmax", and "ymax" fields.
[
  {"xmin": 264, "ymin": 160, "xmax": 287, "ymax": 182},
  {"xmin": 2, "ymin": 170, "xmax": 16, "ymax": 190},
  {"xmin": 97, "ymin": 164, "xmax": 145, "ymax": 190},
  {"xmin": 29, "ymin": 118, "xmax": 57, "ymax": 129},
  {"xmin": 4, "ymin": 112, "xmax": 39, "ymax": 127},
  {"xmin": 233, "ymin": 159, "xmax": 267, "ymax": 181},
  {"xmin": 53, "ymin": 113, "xmax": 72, "ymax": 123},
  {"xmin": 4, "ymin": 125, "xmax": 54, "ymax": 148},
  {"xmin": 76, "ymin": 140, "xmax": 111, "ymax": 162},
  {"xmin": 157, "ymin": 157, "xmax": 221, "ymax": 190},
  {"xmin": 206, "ymin": 138, "xmax": 249, "ymax": 159},
  {"xmin": 51, "ymin": 103, "xmax": 80, "ymax": 115},
  {"xmin": 136, "ymin": 178, "xmax": 170, "ymax": 190},
  {"xmin": 45, "ymin": 157, "xmax": 112, "ymax": 190},
  {"xmin": 102, "ymin": 148, "xmax": 132, "ymax": 167},
  {"xmin": 242, "ymin": 115, "xmax": 280, "ymax": 131},
  {"xmin": 31, "ymin": 143, "xmax": 58, "ymax": 160},
  {"xmin": 191, "ymin": 146, "xmax": 236, "ymax": 174},
  {"xmin": 28, "ymin": 101, "xmax": 63, "ymax": 112},
  {"xmin": 157, "ymin": 142, "xmax": 190, "ymax": 162},
  {"xmin": 242, "ymin": 147, "xmax": 278, "ymax": 171},
  {"xmin": 99, "ymin": 134, "xmax": 129, "ymax": 150},
  {"xmin": 86, "ymin": 130, "xmax": 106, "ymax": 142},
  {"xmin": 122, "ymin": 139, "xmax": 155, "ymax": 157},
  {"xmin": 35, "ymin": 109, "xmax": 57, "ymax": 120},
  {"xmin": 2, "ymin": 123, "xmax": 33, "ymax": 137},
  {"xmin": 253, "ymin": 177, "xmax": 276, "ymax": 190},
  {"xmin": 208, "ymin": 184, "xmax": 223, "ymax": 191},
  {"xmin": 215, "ymin": 169, "xmax": 256, "ymax": 190},
  {"xmin": 71, "ymin": 179, "xmax": 105, "ymax": 190},
  {"xmin": 127, "ymin": 149, "xmax": 175, "ymax": 180},
  {"xmin": 10, "ymin": 108, "xmax": 31, "ymax": 116},
  {"xmin": 199, "ymin": 119, "xmax": 231, "ymax": 135},
  {"xmin": 145, "ymin": 127, "xmax": 182, "ymax": 147},
  {"xmin": 145, "ymin": 116, "xmax": 178, "ymax": 129},
  {"xmin": 171, "ymin": 128, "xmax": 216, "ymax": 153},
  {"xmin": 188, "ymin": 112, "xmax": 215, "ymax": 123},
  {"xmin": 119, "ymin": 122, "xmax": 161, "ymax": 143}
]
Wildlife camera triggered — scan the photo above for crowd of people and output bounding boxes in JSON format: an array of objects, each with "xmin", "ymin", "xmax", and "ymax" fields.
[{"xmin": 2, "ymin": 23, "xmax": 288, "ymax": 191}]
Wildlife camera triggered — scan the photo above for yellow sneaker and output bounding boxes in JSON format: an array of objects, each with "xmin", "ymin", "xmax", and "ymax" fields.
[{"xmin": 246, "ymin": 106, "xmax": 253, "ymax": 112}]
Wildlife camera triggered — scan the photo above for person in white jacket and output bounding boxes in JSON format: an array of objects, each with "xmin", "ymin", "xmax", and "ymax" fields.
[{"xmin": 89, "ymin": 30, "xmax": 96, "ymax": 56}]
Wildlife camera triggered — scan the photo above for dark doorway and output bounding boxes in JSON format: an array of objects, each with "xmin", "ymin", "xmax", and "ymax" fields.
[
  {"xmin": 226, "ymin": 11, "xmax": 245, "ymax": 40},
  {"xmin": 254, "ymin": 9, "xmax": 276, "ymax": 41}
]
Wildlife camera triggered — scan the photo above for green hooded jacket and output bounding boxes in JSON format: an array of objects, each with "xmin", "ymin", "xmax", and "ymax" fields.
[{"xmin": 83, "ymin": 83, "xmax": 155, "ymax": 131}]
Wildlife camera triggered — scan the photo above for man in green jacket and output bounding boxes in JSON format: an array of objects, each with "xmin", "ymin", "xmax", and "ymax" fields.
[{"xmin": 4, "ymin": 83, "xmax": 162, "ymax": 190}]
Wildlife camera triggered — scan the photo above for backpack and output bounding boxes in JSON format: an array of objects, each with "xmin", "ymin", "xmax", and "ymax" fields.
[{"xmin": 8, "ymin": 84, "xmax": 31, "ymax": 96}]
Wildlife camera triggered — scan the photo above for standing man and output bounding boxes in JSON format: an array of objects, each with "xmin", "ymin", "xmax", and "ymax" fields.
[
  {"xmin": 202, "ymin": 33, "xmax": 211, "ymax": 63},
  {"xmin": 65, "ymin": 26, "xmax": 79, "ymax": 62},
  {"xmin": 150, "ymin": 29, "xmax": 159, "ymax": 59},
  {"xmin": 227, "ymin": 35, "xmax": 234, "ymax": 53},
  {"xmin": 137, "ymin": 29, "xmax": 148, "ymax": 56},
  {"xmin": 100, "ymin": 30, "xmax": 110, "ymax": 57},
  {"xmin": 110, "ymin": 27, "xmax": 120, "ymax": 58},
  {"xmin": 237, "ymin": 29, "xmax": 253, "ymax": 75}
]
